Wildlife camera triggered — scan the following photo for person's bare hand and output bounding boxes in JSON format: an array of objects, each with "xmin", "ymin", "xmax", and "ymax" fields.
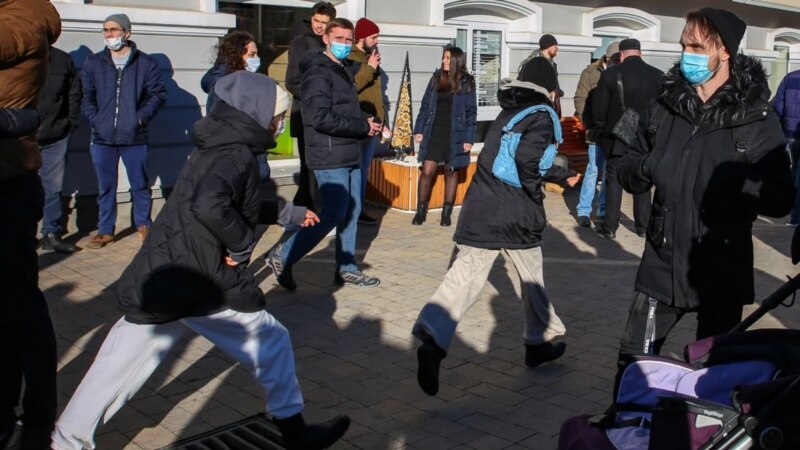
[
  {"xmin": 224, "ymin": 255, "xmax": 238, "ymax": 267},
  {"xmin": 414, "ymin": 133, "xmax": 423, "ymax": 144},
  {"xmin": 463, "ymin": 143, "xmax": 473, "ymax": 153},
  {"xmin": 566, "ymin": 173, "xmax": 582, "ymax": 188},
  {"xmin": 367, "ymin": 50, "xmax": 380, "ymax": 69},
  {"xmin": 367, "ymin": 117, "xmax": 382, "ymax": 136},
  {"xmin": 301, "ymin": 210, "xmax": 320, "ymax": 227}
]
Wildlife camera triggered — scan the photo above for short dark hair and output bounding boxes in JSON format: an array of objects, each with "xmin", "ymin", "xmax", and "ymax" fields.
[
  {"xmin": 325, "ymin": 18, "xmax": 354, "ymax": 35},
  {"xmin": 311, "ymin": 2, "xmax": 337, "ymax": 19}
]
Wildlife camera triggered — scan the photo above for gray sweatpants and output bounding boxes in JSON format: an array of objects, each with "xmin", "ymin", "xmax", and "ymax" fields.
[
  {"xmin": 52, "ymin": 309, "xmax": 304, "ymax": 450},
  {"xmin": 412, "ymin": 244, "xmax": 566, "ymax": 352}
]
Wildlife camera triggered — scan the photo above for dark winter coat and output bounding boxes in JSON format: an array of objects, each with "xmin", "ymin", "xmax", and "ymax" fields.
[
  {"xmin": 454, "ymin": 87, "xmax": 567, "ymax": 250},
  {"xmin": 0, "ymin": 109, "xmax": 40, "ymax": 138},
  {"xmin": 37, "ymin": 47, "xmax": 81, "ymax": 146},
  {"xmin": 618, "ymin": 54, "xmax": 795, "ymax": 310},
  {"xmin": 201, "ymin": 63, "xmax": 228, "ymax": 113},
  {"xmin": 0, "ymin": 0, "xmax": 60, "ymax": 180},
  {"xmin": 286, "ymin": 23, "xmax": 325, "ymax": 137},
  {"xmin": 117, "ymin": 101, "xmax": 304, "ymax": 324},
  {"xmin": 414, "ymin": 70, "xmax": 478, "ymax": 170},
  {"xmin": 300, "ymin": 52, "xmax": 370, "ymax": 170},
  {"xmin": 592, "ymin": 55, "xmax": 663, "ymax": 157},
  {"xmin": 80, "ymin": 41, "xmax": 166, "ymax": 146},
  {"xmin": 773, "ymin": 69, "xmax": 800, "ymax": 140}
]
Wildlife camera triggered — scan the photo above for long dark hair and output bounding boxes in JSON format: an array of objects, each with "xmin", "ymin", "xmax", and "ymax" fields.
[
  {"xmin": 214, "ymin": 31, "xmax": 256, "ymax": 73},
  {"xmin": 437, "ymin": 46, "xmax": 473, "ymax": 94}
]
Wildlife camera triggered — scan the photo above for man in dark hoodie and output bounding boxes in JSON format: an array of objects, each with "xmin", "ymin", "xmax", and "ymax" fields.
[
  {"xmin": 38, "ymin": 46, "xmax": 82, "ymax": 253},
  {"xmin": 52, "ymin": 72, "xmax": 351, "ymax": 450},
  {"xmin": 616, "ymin": 9, "xmax": 795, "ymax": 359},
  {"xmin": 286, "ymin": 1, "xmax": 337, "ymax": 211},
  {"xmin": 411, "ymin": 78, "xmax": 579, "ymax": 397}
]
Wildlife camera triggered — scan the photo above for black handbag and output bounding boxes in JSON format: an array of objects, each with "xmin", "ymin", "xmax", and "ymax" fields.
[{"xmin": 610, "ymin": 71, "xmax": 640, "ymax": 147}]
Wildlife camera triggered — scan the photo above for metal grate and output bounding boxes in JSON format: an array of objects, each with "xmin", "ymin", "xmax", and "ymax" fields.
[{"xmin": 159, "ymin": 414, "xmax": 285, "ymax": 450}]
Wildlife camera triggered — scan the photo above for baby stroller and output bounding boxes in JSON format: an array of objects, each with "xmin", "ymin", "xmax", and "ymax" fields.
[{"xmin": 559, "ymin": 228, "xmax": 800, "ymax": 450}]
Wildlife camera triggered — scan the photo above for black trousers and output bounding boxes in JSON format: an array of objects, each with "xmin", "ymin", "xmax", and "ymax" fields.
[
  {"xmin": 0, "ymin": 173, "xmax": 57, "ymax": 449},
  {"xmin": 291, "ymin": 112, "xmax": 319, "ymax": 212},
  {"xmin": 603, "ymin": 155, "xmax": 651, "ymax": 233},
  {"xmin": 618, "ymin": 292, "xmax": 744, "ymax": 356}
]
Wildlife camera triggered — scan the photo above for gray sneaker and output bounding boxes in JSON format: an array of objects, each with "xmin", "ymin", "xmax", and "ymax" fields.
[
  {"xmin": 266, "ymin": 245, "xmax": 296, "ymax": 291},
  {"xmin": 335, "ymin": 270, "xmax": 380, "ymax": 287}
]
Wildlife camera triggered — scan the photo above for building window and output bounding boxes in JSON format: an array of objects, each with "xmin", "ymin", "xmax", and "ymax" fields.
[{"xmin": 450, "ymin": 25, "xmax": 504, "ymax": 121}]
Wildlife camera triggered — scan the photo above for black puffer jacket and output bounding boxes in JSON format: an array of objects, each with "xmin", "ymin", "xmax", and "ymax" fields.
[
  {"xmin": 118, "ymin": 101, "xmax": 303, "ymax": 324},
  {"xmin": 455, "ymin": 87, "xmax": 569, "ymax": 249},
  {"xmin": 619, "ymin": 54, "xmax": 795, "ymax": 310},
  {"xmin": 37, "ymin": 46, "xmax": 81, "ymax": 146},
  {"xmin": 300, "ymin": 52, "xmax": 369, "ymax": 170}
]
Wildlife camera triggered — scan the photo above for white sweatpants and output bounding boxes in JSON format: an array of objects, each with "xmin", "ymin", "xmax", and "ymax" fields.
[
  {"xmin": 52, "ymin": 309, "xmax": 304, "ymax": 450},
  {"xmin": 413, "ymin": 245, "xmax": 566, "ymax": 351}
]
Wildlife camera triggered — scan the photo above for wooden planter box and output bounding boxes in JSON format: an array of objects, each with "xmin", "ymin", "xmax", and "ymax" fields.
[{"xmin": 365, "ymin": 155, "xmax": 477, "ymax": 211}]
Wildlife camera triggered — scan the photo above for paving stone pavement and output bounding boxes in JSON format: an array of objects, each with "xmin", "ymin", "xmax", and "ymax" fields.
[{"xmin": 41, "ymin": 189, "xmax": 800, "ymax": 449}]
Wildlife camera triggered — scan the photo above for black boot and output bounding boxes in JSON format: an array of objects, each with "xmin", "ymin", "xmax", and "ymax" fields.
[
  {"xmin": 39, "ymin": 233, "xmax": 80, "ymax": 253},
  {"xmin": 274, "ymin": 413, "xmax": 351, "ymax": 450},
  {"xmin": 440, "ymin": 202, "xmax": 454, "ymax": 226},
  {"xmin": 411, "ymin": 201, "xmax": 428, "ymax": 225},
  {"xmin": 525, "ymin": 341, "xmax": 566, "ymax": 368},
  {"xmin": 416, "ymin": 331, "xmax": 446, "ymax": 396}
]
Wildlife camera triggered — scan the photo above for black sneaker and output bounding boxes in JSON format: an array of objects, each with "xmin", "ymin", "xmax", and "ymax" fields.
[
  {"xmin": 595, "ymin": 224, "xmax": 616, "ymax": 239},
  {"xmin": 266, "ymin": 245, "xmax": 296, "ymax": 291},
  {"xmin": 334, "ymin": 270, "xmax": 380, "ymax": 287},
  {"xmin": 576, "ymin": 216, "xmax": 592, "ymax": 227},
  {"xmin": 39, "ymin": 233, "xmax": 80, "ymax": 253},
  {"xmin": 358, "ymin": 212, "xmax": 378, "ymax": 226},
  {"xmin": 525, "ymin": 341, "xmax": 566, "ymax": 368}
]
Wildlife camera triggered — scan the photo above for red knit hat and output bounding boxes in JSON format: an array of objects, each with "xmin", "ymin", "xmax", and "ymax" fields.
[{"xmin": 355, "ymin": 18, "xmax": 380, "ymax": 40}]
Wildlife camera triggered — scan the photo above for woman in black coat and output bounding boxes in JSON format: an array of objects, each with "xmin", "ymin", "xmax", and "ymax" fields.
[
  {"xmin": 412, "ymin": 46, "xmax": 477, "ymax": 226},
  {"xmin": 411, "ymin": 79, "xmax": 578, "ymax": 397}
]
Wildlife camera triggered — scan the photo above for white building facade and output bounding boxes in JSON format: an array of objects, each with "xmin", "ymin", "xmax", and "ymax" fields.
[{"xmin": 52, "ymin": 0, "xmax": 800, "ymax": 196}]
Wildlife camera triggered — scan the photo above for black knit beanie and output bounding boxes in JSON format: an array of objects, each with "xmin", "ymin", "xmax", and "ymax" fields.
[
  {"xmin": 698, "ymin": 8, "xmax": 746, "ymax": 56},
  {"xmin": 539, "ymin": 34, "xmax": 557, "ymax": 50}
]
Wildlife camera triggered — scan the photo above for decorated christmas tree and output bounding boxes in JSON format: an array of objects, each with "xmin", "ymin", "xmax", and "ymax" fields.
[{"xmin": 390, "ymin": 52, "xmax": 414, "ymax": 157}]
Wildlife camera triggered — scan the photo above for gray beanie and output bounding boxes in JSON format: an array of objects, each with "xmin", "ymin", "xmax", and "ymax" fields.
[
  {"xmin": 104, "ymin": 13, "xmax": 131, "ymax": 32},
  {"xmin": 214, "ymin": 71, "xmax": 284, "ymax": 132}
]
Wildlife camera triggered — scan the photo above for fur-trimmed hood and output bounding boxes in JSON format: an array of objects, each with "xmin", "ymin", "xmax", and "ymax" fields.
[{"xmin": 659, "ymin": 53, "xmax": 770, "ymax": 128}]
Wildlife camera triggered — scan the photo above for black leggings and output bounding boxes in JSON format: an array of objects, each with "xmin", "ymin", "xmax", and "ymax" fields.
[{"xmin": 417, "ymin": 160, "xmax": 460, "ymax": 204}]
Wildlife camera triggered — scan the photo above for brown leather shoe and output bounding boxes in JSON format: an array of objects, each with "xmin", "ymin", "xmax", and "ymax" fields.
[
  {"xmin": 86, "ymin": 233, "xmax": 114, "ymax": 249},
  {"xmin": 137, "ymin": 225, "xmax": 150, "ymax": 241}
]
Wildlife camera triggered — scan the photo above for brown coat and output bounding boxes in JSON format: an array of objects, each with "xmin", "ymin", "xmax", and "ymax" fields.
[
  {"xmin": 0, "ymin": 0, "xmax": 61, "ymax": 179},
  {"xmin": 573, "ymin": 58, "xmax": 604, "ymax": 118},
  {"xmin": 346, "ymin": 46, "xmax": 387, "ymax": 122}
]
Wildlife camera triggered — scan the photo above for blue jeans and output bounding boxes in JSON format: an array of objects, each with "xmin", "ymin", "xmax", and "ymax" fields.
[
  {"xmin": 360, "ymin": 135, "xmax": 378, "ymax": 201},
  {"xmin": 576, "ymin": 143, "xmax": 606, "ymax": 218},
  {"xmin": 789, "ymin": 139, "xmax": 800, "ymax": 224},
  {"xmin": 39, "ymin": 135, "xmax": 70, "ymax": 235},
  {"xmin": 279, "ymin": 166, "xmax": 361, "ymax": 273},
  {"xmin": 90, "ymin": 143, "xmax": 152, "ymax": 235}
]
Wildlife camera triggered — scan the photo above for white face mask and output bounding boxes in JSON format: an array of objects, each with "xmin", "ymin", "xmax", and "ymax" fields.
[
  {"xmin": 245, "ymin": 57, "xmax": 261, "ymax": 73},
  {"xmin": 104, "ymin": 36, "xmax": 125, "ymax": 51},
  {"xmin": 274, "ymin": 118, "xmax": 286, "ymax": 137}
]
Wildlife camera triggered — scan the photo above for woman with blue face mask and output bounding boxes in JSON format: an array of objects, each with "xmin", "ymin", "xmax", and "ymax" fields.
[
  {"xmin": 202, "ymin": 31, "xmax": 275, "ymax": 182},
  {"xmin": 201, "ymin": 31, "xmax": 260, "ymax": 113}
]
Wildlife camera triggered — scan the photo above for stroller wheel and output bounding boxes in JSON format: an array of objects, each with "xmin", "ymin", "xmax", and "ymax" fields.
[{"xmin": 759, "ymin": 426, "xmax": 783, "ymax": 450}]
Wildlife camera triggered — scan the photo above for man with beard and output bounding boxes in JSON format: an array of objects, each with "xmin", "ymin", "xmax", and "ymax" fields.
[
  {"xmin": 616, "ymin": 9, "xmax": 795, "ymax": 360},
  {"xmin": 518, "ymin": 34, "xmax": 564, "ymax": 116}
]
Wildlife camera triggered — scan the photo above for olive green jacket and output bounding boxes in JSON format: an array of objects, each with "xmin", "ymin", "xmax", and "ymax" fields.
[{"xmin": 347, "ymin": 47, "xmax": 387, "ymax": 122}]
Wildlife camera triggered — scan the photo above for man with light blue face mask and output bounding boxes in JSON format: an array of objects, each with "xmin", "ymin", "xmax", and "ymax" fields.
[
  {"xmin": 81, "ymin": 13, "xmax": 166, "ymax": 249},
  {"xmin": 613, "ymin": 8, "xmax": 795, "ymax": 364},
  {"xmin": 266, "ymin": 18, "xmax": 383, "ymax": 290}
]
